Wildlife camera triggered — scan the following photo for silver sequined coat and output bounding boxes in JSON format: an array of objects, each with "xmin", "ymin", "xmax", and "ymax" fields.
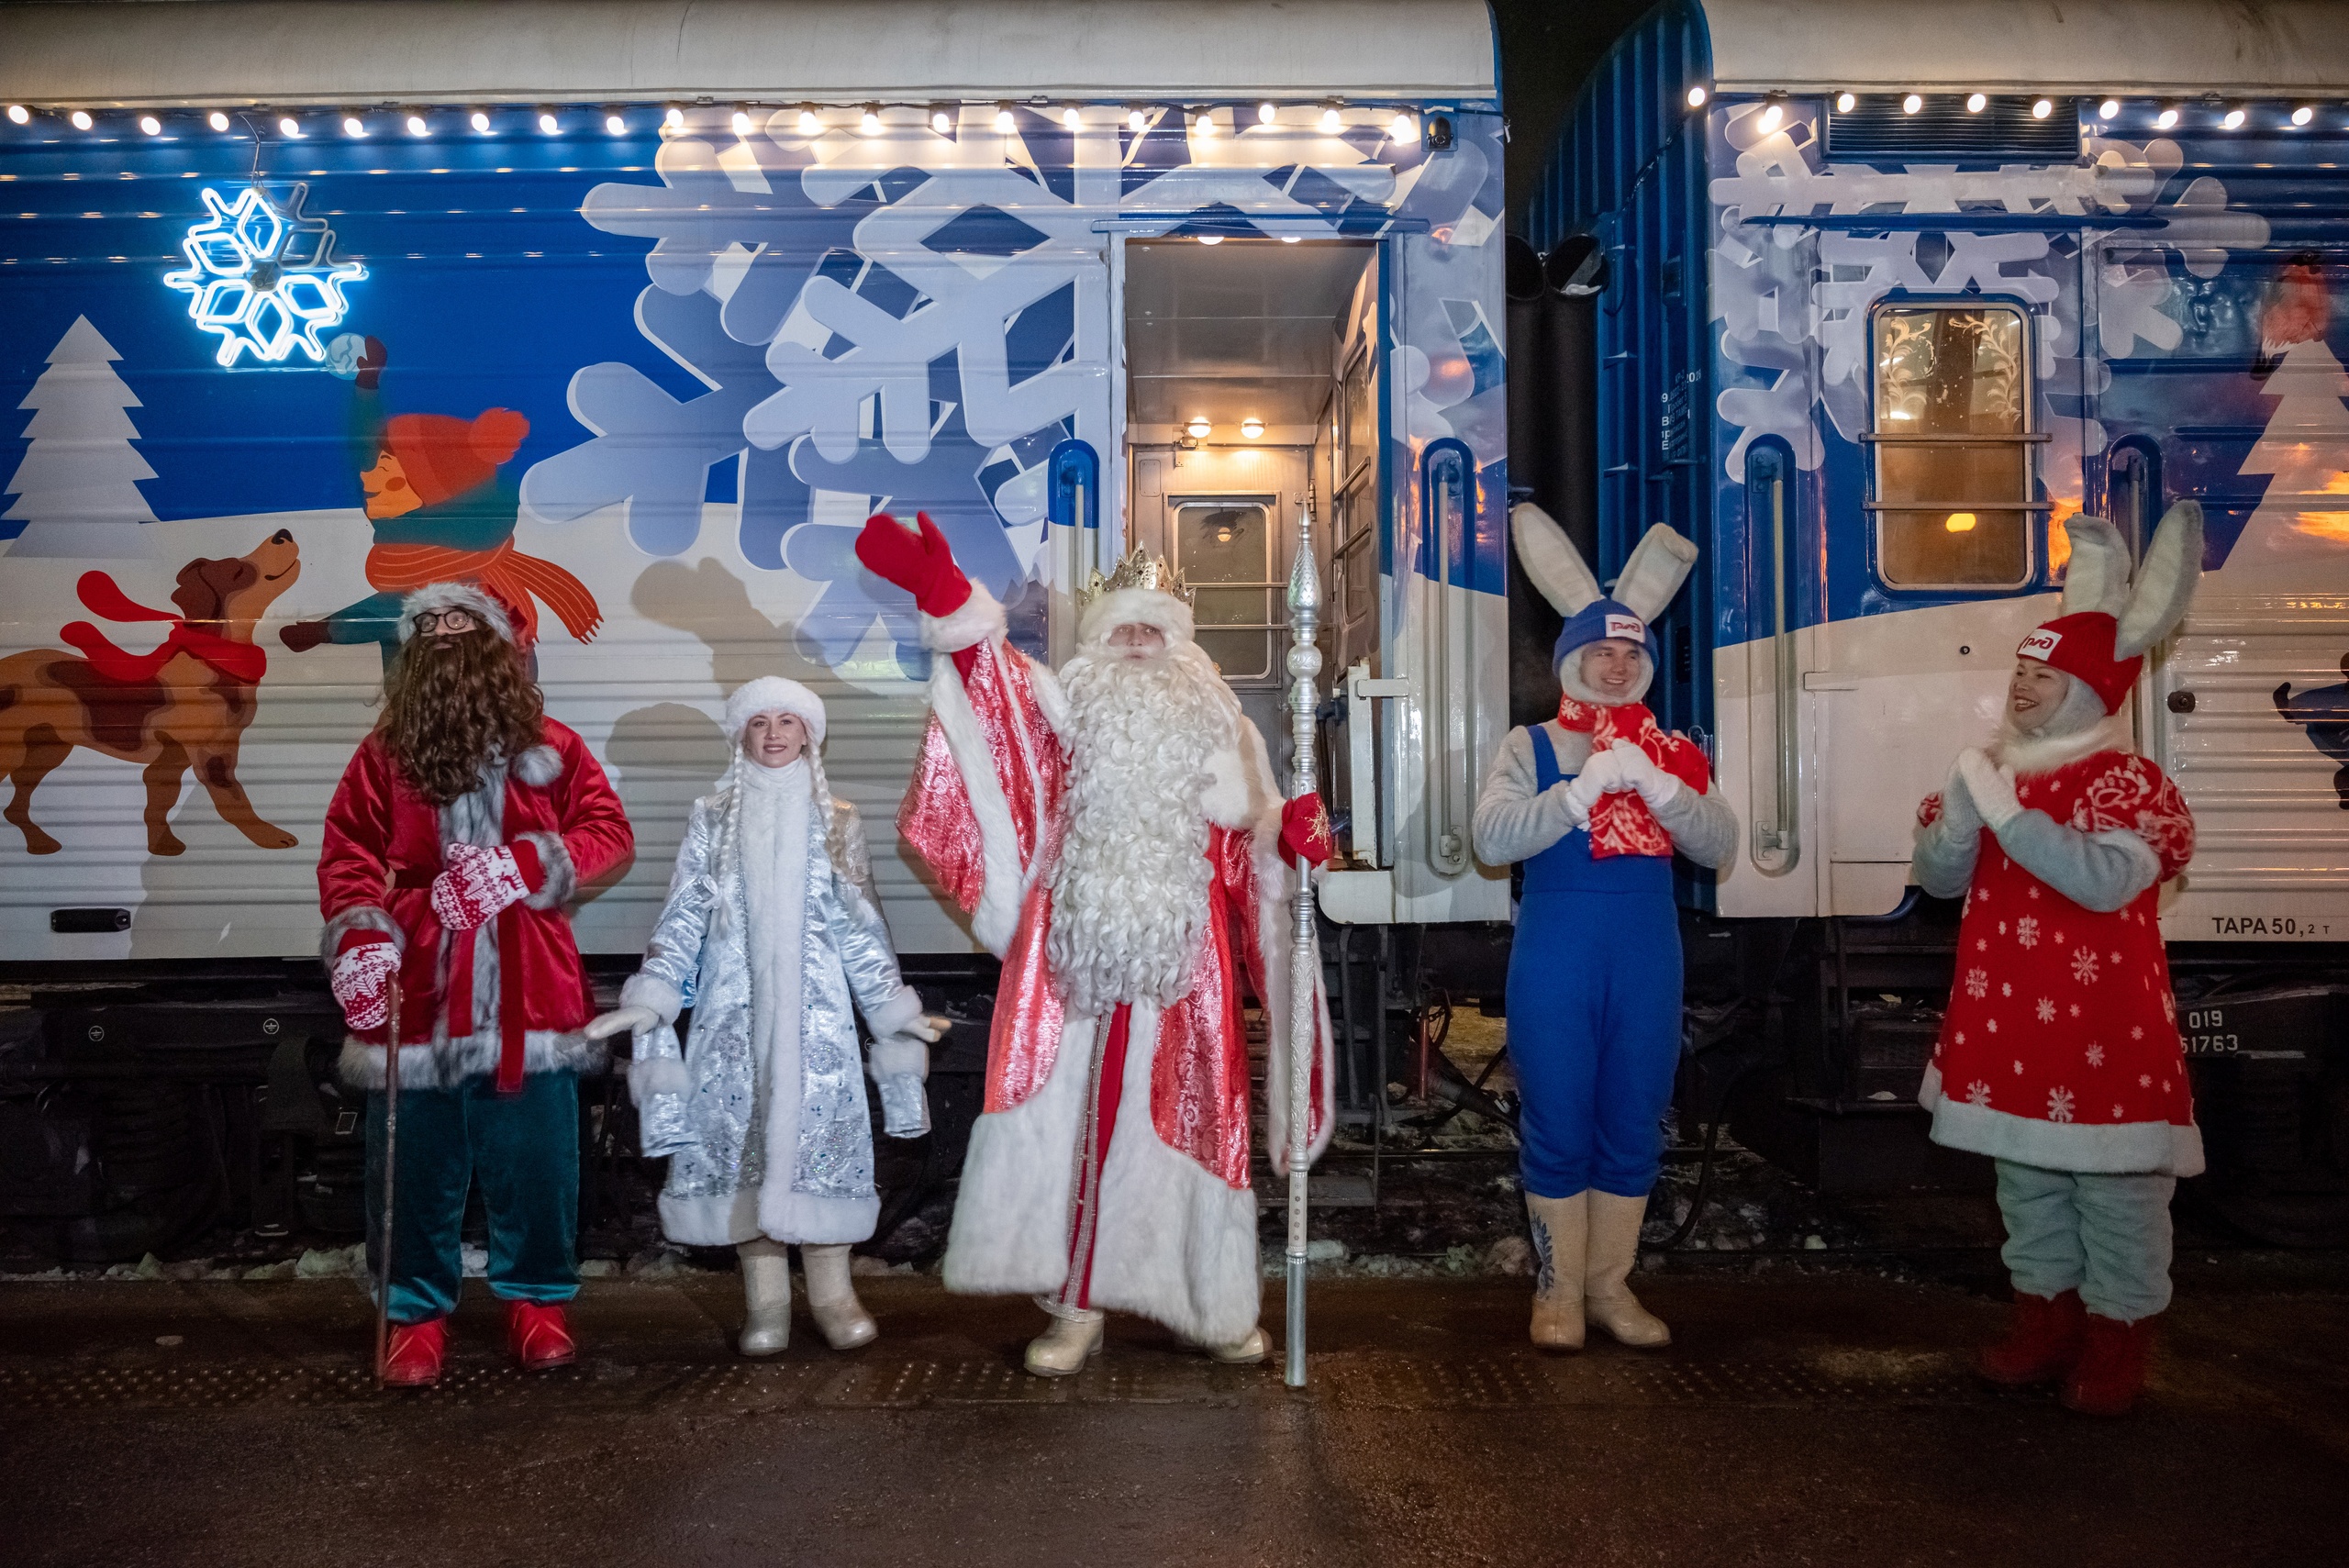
[{"xmin": 620, "ymin": 762, "xmax": 924, "ymax": 1247}]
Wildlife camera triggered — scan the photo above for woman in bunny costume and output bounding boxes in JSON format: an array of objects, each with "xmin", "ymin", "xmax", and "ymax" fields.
[
  {"xmin": 1912, "ymin": 504, "xmax": 2204, "ymax": 1417},
  {"xmin": 1473, "ymin": 506, "xmax": 1737, "ymax": 1351},
  {"xmin": 589, "ymin": 677, "xmax": 941, "ymax": 1355}
]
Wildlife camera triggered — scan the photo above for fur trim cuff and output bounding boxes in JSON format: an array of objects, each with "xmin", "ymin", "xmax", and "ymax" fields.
[
  {"xmin": 620, "ymin": 972, "xmax": 685, "ymax": 1027},
  {"xmin": 1556, "ymin": 650, "xmax": 1655, "ymax": 707},
  {"xmin": 320, "ymin": 906, "xmax": 402, "ymax": 967},
  {"xmin": 868, "ymin": 1034, "xmax": 930, "ymax": 1081},
  {"xmin": 516, "ymin": 829, "xmax": 576, "ymax": 909},
  {"xmin": 921, "ymin": 581, "xmax": 1007, "ymax": 653},
  {"xmin": 1921, "ymin": 1064, "xmax": 2205, "ymax": 1177},
  {"xmin": 1992, "ymin": 715, "xmax": 2131, "ymax": 777},
  {"xmin": 512, "ymin": 744, "xmax": 562, "ymax": 786},
  {"xmin": 1079, "ymin": 585, "xmax": 1195, "ymax": 649},
  {"xmin": 336, "ymin": 1029, "xmax": 607, "ymax": 1091},
  {"xmin": 629, "ymin": 1055, "xmax": 692, "ymax": 1099},
  {"xmin": 864, "ymin": 985, "xmax": 924, "ymax": 1041}
]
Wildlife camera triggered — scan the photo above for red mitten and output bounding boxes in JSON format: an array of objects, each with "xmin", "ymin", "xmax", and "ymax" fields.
[
  {"xmin": 430, "ymin": 842, "xmax": 533, "ymax": 932},
  {"xmin": 331, "ymin": 938, "xmax": 401, "ymax": 1031},
  {"xmin": 1279, "ymin": 795, "xmax": 1334, "ymax": 868},
  {"xmin": 854, "ymin": 511, "xmax": 973, "ymax": 618}
]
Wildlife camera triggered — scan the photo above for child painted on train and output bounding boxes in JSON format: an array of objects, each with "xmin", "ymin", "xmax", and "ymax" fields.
[
  {"xmin": 1472, "ymin": 506, "xmax": 1738, "ymax": 1351},
  {"xmin": 1910, "ymin": 504, "xmax": 2206, "ymax": 1417}
]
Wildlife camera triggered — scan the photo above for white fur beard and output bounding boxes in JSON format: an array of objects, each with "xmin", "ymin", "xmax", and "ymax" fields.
[{"xmin": 1047, "ymin": 646, "xmax": 1227, "ymax": 1018}]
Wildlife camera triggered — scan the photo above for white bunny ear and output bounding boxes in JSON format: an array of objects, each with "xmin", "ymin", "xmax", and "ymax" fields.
[
  {"xmin": 1510, "ymin": 502, "xmax": 1601, "ymax": 616},
  {"xmin": 1613, "ymin": 524, "xmax": 1699, "ymax": 624},
  {"xmin": 2115, "ymin": 499, "xmax": 2204, "ymax": 658},
  {"xmin": 2059, "ymin": 515, "xmax": 2132, "ymax": 618}
]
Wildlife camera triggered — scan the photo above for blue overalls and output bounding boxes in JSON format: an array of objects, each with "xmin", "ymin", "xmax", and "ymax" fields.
[{"xmin": 1504, "ymin": 725, "xmax": 1684, "ymax": 1200}]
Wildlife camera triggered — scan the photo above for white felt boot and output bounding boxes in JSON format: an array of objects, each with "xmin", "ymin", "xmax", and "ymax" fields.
[
  {"xmin": 1024, "ymin": 1302, "xmax": 1105, "ymax": 1378},
  {"xmin": 1525, "ymin": 1192, "xmax": 1588, "ymax": 1351},
  {"xmin": 1585, "ymin": 1191, "xmax": 1671, "ymax": 1348},
  {"xmin": 737, "ymin": 1238, "xmax": 791, "ymax": 1357},
  {"xmin": 802, "ymin": 1243, "xmax": 878, "ymax": 1351}
]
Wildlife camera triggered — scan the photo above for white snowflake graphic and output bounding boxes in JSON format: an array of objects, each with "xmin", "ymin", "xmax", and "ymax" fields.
[
  {"xmin": 2087, "ymin": 1042, "xmax": 2106, "ymax": 1067},
  {"xmin": 1965, "ymin": 968, "xmax": 1988, "ymax": 1000},
  {"xmin": 2048, "ymin": 1087, "xmax": 2076, "ymax": 1123},
  {"xmin": 2113, "ymin": 1104, "xmax": 2127, "ymax": 1118},
  {"xmin": 2027, "ymin": 884, "xmax": 2041, "ymax": 899},
  {"xmin": 2017, "ymin": 916, "xmax": 2041, "ymax": 950},
  {"xmin": 2002, "ymin": 982, "xmax": 2014, "ymax": 998},
  {"xmin": 2069, "ymin": 1004, "xmax": 2081, "ymax": 1018},
  {"xmin": 2131, "ymin": 1025, "xmax": 2143, "ymax": 1040},
  {"xmin": 2139, "ymin": 1073, "xmax": 2154, "ymax": 1088},
  {"xmin": 1955, "ymin": 1030, "xmax": 1967, "ymax": 1045},
  {"xmin": 2054, "ymin": 930, "xmax": 2065, "ymax": 947},
  {"xmin": 2038, "ymin": 998, "xmax": 2057, "ymax": 1023},
  {"xmin": 2072, "ymin": 947, "xmax": 2101, "ymax": 985},
  {"xmin": 2013, "ymin": 1059, "xmax": 2024, "ymax": 1074},
  {"xmin": 161, "ymin": 183, "xmax": 367, "ymax": 366},
  {"xmin": 1965, "ymin": 1081, "xmax": 1993, "ymax": 1106},
  {"xmin": 1987, "ymin": 1018, "xmax": 2000, "ymax": 1034}
]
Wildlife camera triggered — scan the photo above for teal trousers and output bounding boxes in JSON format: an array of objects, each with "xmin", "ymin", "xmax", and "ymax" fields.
[
  {"xmin": 1994, "ymin": 1158, "xmax": 2176, "ymax": 1324},
  {"xmin": 364, "ymin": 1071, "xmax": 579, "ymax": 1325}
]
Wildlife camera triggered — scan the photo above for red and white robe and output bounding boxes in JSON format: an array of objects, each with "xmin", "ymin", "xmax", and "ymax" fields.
[{"xmin": 898, "ymin": 587, "xmax": 1333, "ymax": 1346}]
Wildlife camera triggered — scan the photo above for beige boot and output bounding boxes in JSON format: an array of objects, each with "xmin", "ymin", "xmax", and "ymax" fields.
[
  {"xmin": 1024, "ymin": 1301, "xmax": 1105, "ymax": 1377},
  {"xmin": 736, "ymin": 1238, "xmax": 791, "ymax": 1357},
  {"xmin": 1584, "ymin": 1191, "xmax": 1670, "ymax": 1347},
  {"xmin": 1199, "ymin": 1325, "xmax": 1268, "ymax": 1364},
  {"xmin": 1525, "ymin": 1192, "xmax": 1588, "ymax": 1350},
  {"xmin": 802, "ymin": 1243, "xmax": 878, "ymax": 1351}
]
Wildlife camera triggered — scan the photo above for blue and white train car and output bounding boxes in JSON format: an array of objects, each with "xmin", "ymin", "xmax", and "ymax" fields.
[{"xmin": 1525, "ymin": 0, "xmax": 2349, "ymax": 1229}]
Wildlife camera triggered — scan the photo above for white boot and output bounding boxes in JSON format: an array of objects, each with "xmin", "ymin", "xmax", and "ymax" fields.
[
  {"xmin": 1585, "ymin": 1191, "xmax": 1671, "ymax": 1348},
  {"xmin": 1525, "ymin": 1192, "xmax": 1588, "ymax": 1351},
  {"xmin": 1196, "ymin": 1325, "xmax": 1268, "ymax": 1364},
  {"xmin": 737, "ymin": 1238, "xmax": 791, "ymax": 1357},
  {"xmin": 1024, "ymin": 1301, "xmax": 1104, "ymax": 1378},
  {"xmin": 802, "ymin": 1243, "xmax": 878, "ymax": 1351}
]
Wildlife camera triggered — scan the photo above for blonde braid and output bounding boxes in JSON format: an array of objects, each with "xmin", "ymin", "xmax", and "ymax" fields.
[
  {"xmin": 804, "ymin": 742, "xmax": 854, "ymax": 884},
  {"xmin": 707, "ymin": 752, "xmax": 745, "ymax": 942}
]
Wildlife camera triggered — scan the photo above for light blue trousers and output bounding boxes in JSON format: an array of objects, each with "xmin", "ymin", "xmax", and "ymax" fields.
[{"xmin": 1994, "ymin": 1159, "xmax": 2176, "ymax": 1323}]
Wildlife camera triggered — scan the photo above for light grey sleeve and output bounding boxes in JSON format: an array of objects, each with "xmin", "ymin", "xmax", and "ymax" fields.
[
  {"xmin": 1910, "ymin": 811, "xmax": 1981, "ymax": 900},
  {"xmin": 819, "ymin": 806, "xmax": 923, "ymax": 1040},
  {"xmin": 1650, "ymin": 784, "xmax": 1738, "ymax": 870},
  {"xmin": 1472, "ymin": 727, "xmax": 1578, "ymax": 867},
  {"xmin": 621, "ymin": 797, "xmax": 716, "ymax": 1022},
  {"xmin": 1989, "ymin": 812, "xmax": 2164, "ymax": 914}
]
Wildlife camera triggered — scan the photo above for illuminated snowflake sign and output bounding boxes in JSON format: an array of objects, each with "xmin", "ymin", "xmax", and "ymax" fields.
[{"xmin": 161, "ymin": 184, "xmax": 367, "ymax": 366}]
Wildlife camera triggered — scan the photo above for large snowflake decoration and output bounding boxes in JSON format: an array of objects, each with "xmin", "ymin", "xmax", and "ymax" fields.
[{"xmin": 162, "ymin": 184, "xmax": 367, "ymax": 366}]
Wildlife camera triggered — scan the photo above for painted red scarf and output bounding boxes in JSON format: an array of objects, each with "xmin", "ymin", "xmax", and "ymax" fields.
[{"xmin": 1556, "ymin": 696, "xmax": 1712, "ymax": 859}]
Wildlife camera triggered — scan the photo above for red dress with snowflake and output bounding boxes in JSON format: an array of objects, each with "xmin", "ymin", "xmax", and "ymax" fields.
[{"xmin": 1917, "ymin": 751, "xmax": 2205, "ymax": 1176}]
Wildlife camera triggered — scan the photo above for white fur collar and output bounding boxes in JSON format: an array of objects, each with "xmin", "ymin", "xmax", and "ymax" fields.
[
  {"xmin": 1988, "ymin": 715, "xmax": 2132, "ymax": 776},
  {"xmin": 1199, "ymin": 711, "xmax": 1281, "ymax": 837}
]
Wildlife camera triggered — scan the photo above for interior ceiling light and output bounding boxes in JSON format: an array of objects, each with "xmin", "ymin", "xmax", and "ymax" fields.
[
  {"xmin": 2221, "ymin": 106, "xmax": 2246, "ymax": 129},
  {"xmin": 343, "ymin": 115, "xmax": 367, "ymax": 138},
  {"xmin": 2154, "ymin": 106, "xmax": 2179, "ymax": 129},
  {"xmin": 1258, "ymin": 101, "xmax": 1276, "ymax": 124},
  {"xmin": 1241, "ymin": 417, "xmax": 1265, "ymax": 439},
  {"xmin": 860, "ymin": 104, "xmax": 882, "ymax": 134},
  {"xmin": 2099, "ymin": 98, "xmax": 2121, "ymax": 120},
  {"xmin": 995, "ymin": 103, "xmax": 1015, "ymax": 133},
  {"xmin": 1321, "ymin": 105, "xmax": 1342, "ymax": 132},
  {"xmin": 1944, "ymin": 511, "xmax": 1978, "ymax": 534},
  {"xmin": 1686, "ymin": 85, "xmax": 1709, "ymax": 108},
  {"xmin": 1389, "ymin": 111, "xmax": 1416, "ymax": 142},
  {"xmin": 538, "ymin": 110, "xmax": 560, "ymax": 134},
  {"xmin": 1757, "ymin": 99, "xmax": 1785, "ymax": 134},
  {"xmin": 5, "ymin": 106, "xmax": 28, "ymax": 126},
  {"xmin": 275, "ymin": 115, "xmax": 298, "ymax": 137},
  {"xmin": 72, "ymin": 109, "xmax": 95, "ymax": 130},
  {"xmin": 1129, "ymin": 108, "xmax": 1147, "ymax": 132},
  {"xmin": 139, "ymin": 115, "xmax": 162, "ymax": 136},
  {"xmin": 930, "ymin": 106, "xmax": 952, "ymax": 132},
  {"xmin": 208, "ymin": 111, "xmax": 230, "ymax": 131},
  {"xmin": 2032, "ymin": 98, "xmax": 2054, "ymax": 119},
  {"xmin": 2292, "ymin": 105, "xmax": 2316, "ymax": 127},
  {"xmin": 1965, "ymin": 93, "xmax": 1987, "ymax": 113},
  {"xmin": 798, "ymin": 106, "xmax": 821, "ymax": 134},
  {"xmin": 406, "ymin": 113, "xmax": 429, "ymax": 137},
  {"xmin": 1062, "ymin": 106, "xmax": 1081, "ymax": 128},
  {"xmin": 1901, "ymin": 93, "xmax": 1923, "ymax": 115},
  {"xmin": 1186, "ymin": 416, "xmax": 1212, "ymax": 439},
  {"xmin": 1834, "ymin": 92, "xmax": 1856, "ymax": 113}
]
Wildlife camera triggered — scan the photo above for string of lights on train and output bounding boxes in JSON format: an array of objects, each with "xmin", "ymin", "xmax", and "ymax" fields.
[
  {"xmin": 1681, "ymin": 87, "xmax": 2344, "ymax": 133},
  {"xmin": 0, "ymin": 100, "xmax": 1430, "ymax": 143}
]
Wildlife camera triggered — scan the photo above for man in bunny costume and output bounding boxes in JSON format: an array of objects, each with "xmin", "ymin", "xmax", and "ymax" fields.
[
  {"xmin": 1912, "ymin": 504, "xmax": 2204, "ymax": 1418},
  {"xmin": 1473, "ymin": 506, "xmax": 1737, "ymax": 1351}
]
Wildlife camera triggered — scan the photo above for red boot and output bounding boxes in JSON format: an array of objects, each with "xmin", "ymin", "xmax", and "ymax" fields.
[
  {"xmin": 505, "ymin": 1301, "xmax": 577, "ymax": 1371},
  {"xmin": 2061, "ymin": 1313, "xmax": 2157, "ymax": 1417},
  {"xmin": 1977, "ymin": 1289, "xmax": 2087, "ymax": 1386},
  {"xmin": 381, "ymin": 1318, "xmax": 448, "ymax": 1387}
]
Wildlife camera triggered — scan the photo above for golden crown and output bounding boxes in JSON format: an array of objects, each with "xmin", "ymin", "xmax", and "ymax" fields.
[{"xmin": 1080, "ymin": 548, "xmax": 1194, "ymax": 608}]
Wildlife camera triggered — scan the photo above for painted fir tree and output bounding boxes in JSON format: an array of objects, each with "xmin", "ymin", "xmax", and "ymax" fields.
[
  {"xmin": 2224, "ymin": 329, "xmax": 2349, "ymax": 581},
  {"xmin": 3, "ymin": 316, "xmax": 158, "ymax": 558}
]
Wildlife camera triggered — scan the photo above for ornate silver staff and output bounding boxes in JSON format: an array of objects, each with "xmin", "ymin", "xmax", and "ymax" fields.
[
  {"xmin": 1284, "ymin": 495, "xmax": 1322, "ymax": 1388},
  {"xmin": 373, "ymin": 978, "xmax": 401, "ymax": 1385}
]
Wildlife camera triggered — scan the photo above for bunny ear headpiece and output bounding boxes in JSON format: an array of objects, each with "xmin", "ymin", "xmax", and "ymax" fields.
[
  {"xmin": 1511, "ymin": 502, "xmax": 1698, "ymax": 704},
  {"xmin": 2021, "ymin": 500, "xmax": 2204, "ymax": 714}
]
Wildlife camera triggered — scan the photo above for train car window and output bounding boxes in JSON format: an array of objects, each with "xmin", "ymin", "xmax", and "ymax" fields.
[
  {"xmin": 1339, "ymin": 345, "xmax": 1377, "ymax": 491},
  {"xmin": 1867, "ymin": 303, "xmax": 2036, "ymax": 589},
  {"xmin": 1174, "ymin": 501, "xmax": 1275, "ymax": 681}
]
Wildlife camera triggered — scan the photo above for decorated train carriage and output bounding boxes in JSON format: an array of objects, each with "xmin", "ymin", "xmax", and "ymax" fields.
[
  {"xmin": 1520, "ymin": 0, "xmax": 2349, "ymax": 1239},
  {"xmin": 0, "ymin": 0, "xmax": 1509, "ymax": 1258}
]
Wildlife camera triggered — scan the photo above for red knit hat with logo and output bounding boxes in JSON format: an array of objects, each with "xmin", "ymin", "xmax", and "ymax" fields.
[
  {"xmin": 382, "ymin": 408, "xmax": 529, "ymax": 508},
  {"xmin": 2017, "ymin": 611, "xmax": 2138, "ymax": 715}
]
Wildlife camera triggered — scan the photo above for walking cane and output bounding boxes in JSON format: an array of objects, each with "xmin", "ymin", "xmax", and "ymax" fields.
[
  {"xmin": 1284, "ymin": 497, "xmax": 1323, "ymax": 1389},
  {"xmin": 373, "ymin": 978, "xmax": 401, "ymax": 1385}
]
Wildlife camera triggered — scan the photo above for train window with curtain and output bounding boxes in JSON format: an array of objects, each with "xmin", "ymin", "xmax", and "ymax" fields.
[
  {"xmin": 1866, "ymin": 302, "xmax": 2040, "ymax": 589},
  {"xmin": 1174, "ymin": 501, "xmax": 1275, "ymax": 682}
]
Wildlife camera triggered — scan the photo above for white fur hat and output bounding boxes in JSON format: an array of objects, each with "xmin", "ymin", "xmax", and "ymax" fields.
[
  {"xmin": 723, "ymin": 675, "xmax": 827, "ymax": 747},
  {"xmin": 396, "ymin": 581, "xmax": 519, "ymax": 645},
  {"xmin": 1077, "ymin": 586, "xmax": 1196, "ymax": 649}
]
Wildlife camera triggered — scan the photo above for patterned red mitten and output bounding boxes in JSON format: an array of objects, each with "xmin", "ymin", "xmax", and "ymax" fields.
[
  {"xmin": 1280, "ymin": 795, "xmax": 1334, "ymax": 867},
  {"xmin": 854, "ymin": 511, "xmax": 973, "ymax": 618},
  {"xmin": 429, "ymin": 842, "xmax": 533, "ymax": 932},
  {"xmin": 330, "ymin": 938, "xmax": 400, "ymax": 1031}
]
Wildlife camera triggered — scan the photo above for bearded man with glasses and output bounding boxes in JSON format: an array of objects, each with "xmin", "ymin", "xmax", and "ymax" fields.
[{"xmin": 316, "ymin": 582, "xmax": 633, "ymax": 1385}]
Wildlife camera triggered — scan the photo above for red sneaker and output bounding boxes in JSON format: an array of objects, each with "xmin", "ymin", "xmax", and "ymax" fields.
[
  {"xmin": 381, "ymin": 1318, "xmax": 448, "ymax": 1387},
  {"xmin": 2061, "ymin": 1313, "xmax": 2157, "ymax": 1417},
  {"xmin": 505, "ymin": 1300, "xmax": 577, "ymax": 1371},
  {"xmin": 1977, "ymin": 1288, "xmax": 2087, "ymax": 1387}
]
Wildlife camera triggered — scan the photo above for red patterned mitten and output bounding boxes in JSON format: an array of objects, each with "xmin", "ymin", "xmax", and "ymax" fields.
[
  {"xmin": 1280, "ymin": 795, "xmax": 1334, "ymax": 867},
  {"xmin": 331, "ymin": 939, "xmax": 401, "ymax": 1031},
  {"xmin": 430, "ymin": 842, "xmax": 533, "ymax": 932}
]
